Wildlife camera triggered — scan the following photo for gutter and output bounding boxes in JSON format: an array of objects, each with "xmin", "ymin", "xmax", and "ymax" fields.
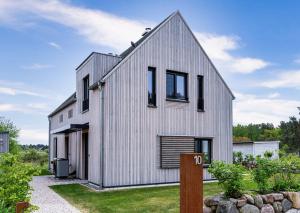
[
  {"xmin": 98, "ymin": 82, "xmax": 105, "ymax": 189},
  {"xmin": 48, "ymin": 117, "xmax": 51, "ymax": 172}
]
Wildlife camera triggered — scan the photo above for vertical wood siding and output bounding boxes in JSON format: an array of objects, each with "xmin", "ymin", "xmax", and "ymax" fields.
[{"xmin": 102, "ymin": 13, "xmax": 233, "ymax": 187}]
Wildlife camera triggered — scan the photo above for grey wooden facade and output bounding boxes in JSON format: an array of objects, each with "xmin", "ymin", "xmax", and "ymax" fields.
[{"xmin": 48, "ymin": 11, "xmax": 234, "ymax": 188}]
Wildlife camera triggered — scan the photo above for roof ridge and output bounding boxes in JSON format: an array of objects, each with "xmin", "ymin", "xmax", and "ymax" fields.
[{"xmin": 101, "ymin": 11, "xmax": 178, "ymax": 81}]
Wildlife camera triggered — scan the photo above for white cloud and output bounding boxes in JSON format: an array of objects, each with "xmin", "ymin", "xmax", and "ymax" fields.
[
  {"xmin": 21, "ymin": 63, "xmax": 52, "ymax": 70},
  {"xmin": 0, "ymin": 104, "xmax": 18, "ymax": 112},
  {"xmin": 195, "ymin": 33, "xmax": 269, "ymax": 74},
  {"xmin": 268, "ymin": 92, "xmax": 280, "ymax": 99},
  {"xmin": 0, "ymin": 0, "xmax": 154, "ymax": 52},
  {"xmin": 0, "ymin": 102, "xmax": 49, "ymax": 114},
  {"xmin": 0, "ymin": 86, "xmax": 43, "ymax": 97},
  {"xmin": 234, "ymin": 92, "xmax": 300, "ymax": 126},
  {"xmin": 48, "ymin": 41, "xmax": 61, "ymax": 49},
  {"xmin": 232, "ymin": 58, "xmax": 269, "ymax": 74},
  {"xmin": 0, "ymin": 1, "xmax": 269, "ymax": 73},
  {"xmin": 260, "ymin": 70, "xmax": 300, "ymax": 89},
  {"xmin": 19, "ymin": 128, "xmax": 48, "ymax": 145},
  {"xmin": 195, "ymin": 33, "xmax": 238, "ymax": 61}
]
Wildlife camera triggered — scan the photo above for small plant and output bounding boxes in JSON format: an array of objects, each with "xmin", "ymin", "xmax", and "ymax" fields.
[
  {"xmin": 233, "ymin": 151, "xmax": 243, "ymax": 164},
  {"xmin": 263, "ymin": 151, "xmax": 274, "ymax": 159},
  {"xmin": 273, "ymin": 154, "xmax": 300, "ymax": 191},
  {"xmin": 208, "ymin": 161, "xmax": 245, "ymax": 198},
  {"xmin": 251, "ymin": 157, "xmax": 278, "ymax": 193},
  {"xmin": 243, "ymin": 154, "xmax": 255, "ymax": 169}
]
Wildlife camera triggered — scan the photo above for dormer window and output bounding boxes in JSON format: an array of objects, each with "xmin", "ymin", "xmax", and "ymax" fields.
[{"xmin": 82, "ymin": 75, "xmax": 89, "ymax": 112}]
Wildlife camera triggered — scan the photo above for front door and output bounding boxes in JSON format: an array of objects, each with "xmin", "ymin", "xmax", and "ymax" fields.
[{"xmin": 82, "ymin": 132, "xmax": 89, "ymax": 180}]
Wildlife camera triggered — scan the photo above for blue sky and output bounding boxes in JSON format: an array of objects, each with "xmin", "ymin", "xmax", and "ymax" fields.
[{"xmin": 1, "ymin": 0, "xmax": 300, "ymax": 144}]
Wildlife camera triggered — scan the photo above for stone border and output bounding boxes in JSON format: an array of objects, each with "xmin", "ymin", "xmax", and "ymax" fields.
[{"xmin": 204, "ymin": 192, "xmax": 300, "ymax": 213}]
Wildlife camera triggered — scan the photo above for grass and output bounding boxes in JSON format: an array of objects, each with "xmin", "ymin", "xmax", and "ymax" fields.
[
  {"xmin": 49, "ymin": 173, "xmax": 300, "ymax": 212},
  {"xmin": 50, "ymin": 183, "xmax": 222, "ymax": 213},
  {"xmin": 51, "ymin": 179, "xmax": 255, "ymax": 213}
]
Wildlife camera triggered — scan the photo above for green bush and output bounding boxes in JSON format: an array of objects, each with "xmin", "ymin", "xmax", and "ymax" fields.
[
  {"xmin": 263, "ymin": 151, "xmax": 274, "ymax": 159},
  {"xmin": 20, "ymin": 149, "xmax": 48, "ymax": 166},
  {"xmin": 243, "ymin": 154, "xmax": 255, "ymax": 169},
  {"xmin": 273, "ymin": 155, "xmax": 300, "ymax": 191},
  {"xmin": 251, "ymin": 158, "xmax": 278, "ymax": 193},
  {"xmin": 208, "ymin": 161, "xmax": 245, "ymax": 198},
  {"xmin": 233, "ymin": 151, "xmax": 243, "ymax": 164},
  {"xmin": 0, "ymin": 153, "xmax": 39, "ymax": 211}
]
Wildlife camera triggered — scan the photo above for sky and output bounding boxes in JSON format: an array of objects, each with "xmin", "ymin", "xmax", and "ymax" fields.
[{"xmin": 1, "ymin": 0, "xmax": 300, "ymax": 145}]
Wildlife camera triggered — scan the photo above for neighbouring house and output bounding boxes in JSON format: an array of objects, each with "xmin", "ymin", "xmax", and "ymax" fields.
[
  {"xmin": 233, "ymin": 141, "xmax": 280, "ymax": 159},
  {"xmin": 48, "ymin": 11, "xmax": 234, "ymax": 189},
  {"xmin": 0, "ymin": 132, "xmax": 9, "ymax": 153}
]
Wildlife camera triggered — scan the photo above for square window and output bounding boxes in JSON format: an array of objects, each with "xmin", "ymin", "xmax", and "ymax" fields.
[{"xmin": 166, "ymin": 71, "xmax": 188, "ymax": 100}]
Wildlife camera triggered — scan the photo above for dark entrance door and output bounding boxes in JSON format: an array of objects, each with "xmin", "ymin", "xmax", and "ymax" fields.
[{"xmin": 82, "ymin": 132, "xmax": 89, "ymax": 180}]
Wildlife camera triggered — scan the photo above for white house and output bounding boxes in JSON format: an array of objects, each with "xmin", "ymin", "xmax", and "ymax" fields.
[
  {"xmin": 233, "ymin": 141, "xmax": 280, "ymax": 159},
  {"xmin": 48, "ymin": 11, "xmax": 234, "ymax": 189}
]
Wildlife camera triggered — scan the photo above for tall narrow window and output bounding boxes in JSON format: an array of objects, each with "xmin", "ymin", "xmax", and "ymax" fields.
[
  {"xmin": 148, "ymin": 67, "xmax": 156, "ymax": 106},
  {"xmin": 198, "ymin": 75, "xmax": 204, "ymax": 111},
  {"xmin": 82, "ymin": 75, "xmax": 89, "ymax": 112},
  {"xmin": 166, "ymin": 71, "xmax": 188, "ymax": 101},
  {"xmin": 195, "ymin": 139, "xmax": 212, "ymax": 164}
]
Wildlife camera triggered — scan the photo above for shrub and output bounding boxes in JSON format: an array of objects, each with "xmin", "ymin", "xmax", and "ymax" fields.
[
  {"xmin": 208, "ymin": 161, "xmax": 245, "ymax": 198},
  {"xmin": 243, "ymin": 154, "xmax": 255, "ymax": 169},
  {"xmin": 273, "ymin": 154, "xmax": 300, "ymax": 191},
  {"xmin": 251, "ymin": 158, "xmax": 278, "ymax": 193},
  {"xmin": 233, "ymin": 151, "xmax": 243, "ymax": 164},
  {"xmin": 0, "ymin": 153, "xmax": 39, "ymax": 211},
  {"xmin": 21, "ymin": 149, "xmax": 48, "ymax": 166},
  {"xmin": 263, "ymin": 151, "xmax": 274, "ymax": 159}
]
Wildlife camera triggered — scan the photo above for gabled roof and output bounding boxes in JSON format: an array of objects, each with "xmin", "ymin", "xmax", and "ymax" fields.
[
  {"xmin": 92, "ymin": 11, "xmax": 235, "ymax": 99},
  {"xmin": 48, "ymin": 93, "xmax": 76, "ymax": 117}
]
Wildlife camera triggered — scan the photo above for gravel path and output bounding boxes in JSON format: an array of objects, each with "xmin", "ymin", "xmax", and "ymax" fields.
[{"xmin": 30, "ymin": 176, "xmax": 88, "ymax": 213}]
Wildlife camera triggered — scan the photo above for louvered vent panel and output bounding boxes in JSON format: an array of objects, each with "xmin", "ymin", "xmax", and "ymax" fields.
[{"xmin": 160, "ymin": 136, "xmax": 195, "ymax": 168}]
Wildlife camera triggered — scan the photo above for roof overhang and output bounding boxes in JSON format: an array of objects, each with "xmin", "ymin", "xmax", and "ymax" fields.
[{"xmin": 50, "ymin": 123, "xmax": 89, "ymax": 134}]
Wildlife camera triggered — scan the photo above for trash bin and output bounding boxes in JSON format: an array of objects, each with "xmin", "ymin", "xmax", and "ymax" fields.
[{"xmin": 54, "ymin": 158, "xmax": 69, "ymax": 178}]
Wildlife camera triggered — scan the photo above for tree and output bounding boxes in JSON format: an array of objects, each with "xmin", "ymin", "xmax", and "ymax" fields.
[
  {"xmin": 0, "ymin": 117, "xmax": 20, "ymax": 154},
  {"xmin": 233, "ymin": 123, "xmax": 281, "ymax": 142},
  {"xmin": 279, "ymin": 116, "xmax": 300, "ymax": 155}
]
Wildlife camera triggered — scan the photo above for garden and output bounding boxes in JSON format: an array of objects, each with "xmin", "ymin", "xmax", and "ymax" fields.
[
  {"xmin": 206, "ymin": 152, "xmax": 300, "ymax": 213},
  {"xmin": 0, "ymin": 118, "xmax": 49, "ymax": 212}
]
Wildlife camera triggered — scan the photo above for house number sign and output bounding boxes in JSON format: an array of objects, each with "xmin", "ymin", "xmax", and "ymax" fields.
[
  {"xmin": 194, "ymin": 155, "xmax": 202, "ymax": 165},
  {"xmin": 180, "ymin": 153, "xmax": 203, "ymax": 213}
]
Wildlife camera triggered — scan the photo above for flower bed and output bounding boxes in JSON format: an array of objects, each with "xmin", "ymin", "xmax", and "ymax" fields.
[{"xmin": 204, "ymin": 192, "xmax": 300, "ymax": 213}]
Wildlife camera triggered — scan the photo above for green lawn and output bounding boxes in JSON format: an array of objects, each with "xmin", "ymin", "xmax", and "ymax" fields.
[
  {"xmin": 51, "ymin": 179, "xmax": 257, "ymax": 213},
  {"xmin": 50, "ymin": 183, "xmax": 220, "ymax": 213}
]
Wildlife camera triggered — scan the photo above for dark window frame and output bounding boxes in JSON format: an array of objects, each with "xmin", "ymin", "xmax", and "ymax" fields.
[
  {"xmin": 59, "ymin": 114, "xmax": 63, "ymax": 123},
  {"xmin": 195, "ymin": 138, "xmax": 212, "ymax": 166},
  {"xmin": 82, "ymin": 75, "xmax": 89, "ymax": 112},
  {"xmin": 68, "ymin": 109, "xmax": 73, "ymax": 118},
  {"xmin": 197, "ymin": 75, "xmax": 204, "ymax": 111},
  {"xmin": 147, "ymin": 67, "xmax": 156, "ymax": 107},
  {"xmin": 166, "ymin": 70, "xmax": 188, "ymax": 101}
]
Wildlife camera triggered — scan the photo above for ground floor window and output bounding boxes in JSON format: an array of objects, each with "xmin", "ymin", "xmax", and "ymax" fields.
[
  {"xmin": 160, "ymin": 136, "xmax": 212, "ymax": 168},
  {"xmin": 195, "ymin": 139, "xmax": 212, "ymax": 164}
]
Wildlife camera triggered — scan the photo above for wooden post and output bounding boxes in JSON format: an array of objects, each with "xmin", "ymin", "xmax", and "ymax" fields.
[
  {"xmin": 16, "ymin": 202, "xmax": 29, "ymax": 213},
  {"xmin": 180, "ymin": 153, "xmax": 203, "ymax": 213}
]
